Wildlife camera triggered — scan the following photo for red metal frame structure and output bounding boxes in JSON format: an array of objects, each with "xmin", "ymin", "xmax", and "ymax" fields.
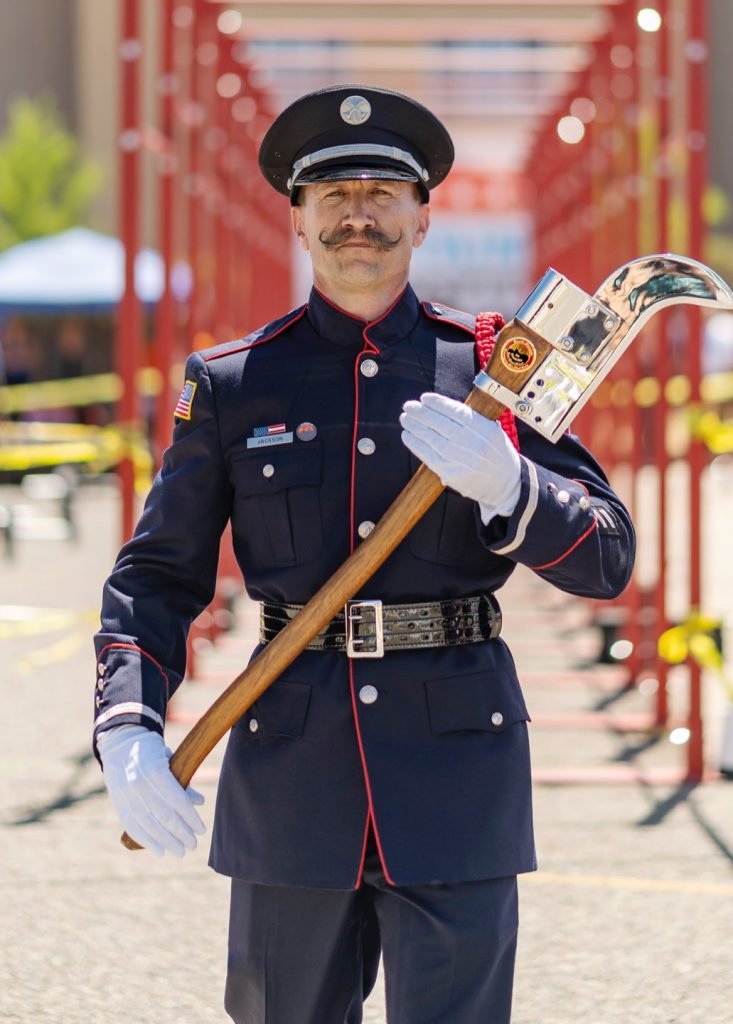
[
  {"xmin": 527, "ymin": 0, "xmax": 713, "ymax": 781},
  {"xmin": 117, "ymin": 0, "xmax": 292, "ymax": 517},
  {"xmin": 119, "ymin": 0, "xmax": 717, "ymax": 778},
  {"xmin": 686, "ymin": 0, "xmax": 709, "ymax": 778},
  {"xmin": 117, "ymin": 0, "xmax": 293, "ymax": 669},
  {"xmin": 118, "ymin": 0, "xmax": 143, "ymax": 542}
]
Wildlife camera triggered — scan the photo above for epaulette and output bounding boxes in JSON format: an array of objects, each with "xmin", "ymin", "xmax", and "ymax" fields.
[
  {"xmin": 202, "ymin": 304, "xmax": 307, "ymax": 363},
  {"xmin": 421, "ymin": 301, "xmax": 476, "ymax": 337}
]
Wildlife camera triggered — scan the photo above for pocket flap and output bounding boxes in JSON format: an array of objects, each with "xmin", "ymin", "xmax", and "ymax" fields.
[
  {"xmin": 425, "ymin": 671, "xmax": 529, "ymax": 735},
  {"xmin": 241, "ymin": 681, "xmax": 312, "ymax": 739},
  {"xmin": 230, "ymin": 443, "xmax": 322, "ymax": 495}
]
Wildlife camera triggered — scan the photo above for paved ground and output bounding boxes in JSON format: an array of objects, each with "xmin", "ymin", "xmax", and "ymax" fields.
[{"xmin": 1, "ymin": 477, "xmax": 732, "ymax": 1023}]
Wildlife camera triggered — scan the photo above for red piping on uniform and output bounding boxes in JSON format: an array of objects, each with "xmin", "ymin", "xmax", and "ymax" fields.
[
  {"xmin": 203, "ymin": 306, "xmax": 307, "ymax": 362},
  {"xmin": 348, "ymin": 660, "xmax": 396, "ymax": 885},
  {"xmin": 349, "ymin": 339, "xmax": 379, "ymax": 550},
  {"xmin": 96, "ymin": 642, "xmax": 170, "ymax": 696},
  {"xmin": 420, "ymin": 300, "xmax": 476, "ymax": 337},
  {"xmin": 314, "ymin": 283, "xmax": 409, "ymax": 328},
  {"xmin": 363, "ymin": 287, "xmax": 409, "ymax": 337},
  {"xmin": 343, "ymin": 304, "xmax": 402, "ymax": 887},
  {"xmin": 529, "ymin": 518, "xmax": 599, "ymax": 571},
  {"xmin": 314, "ymin": 286, "xmax": 367, "ymax": 323},
  {"xmin": 354, "ymin": 791, "xmax": 371, "ymax": 886}
]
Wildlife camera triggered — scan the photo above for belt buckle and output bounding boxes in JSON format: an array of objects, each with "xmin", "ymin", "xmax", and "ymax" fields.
[{"xmin": 345, "ymin": 600, "xmax": 384, "ymax": 658}]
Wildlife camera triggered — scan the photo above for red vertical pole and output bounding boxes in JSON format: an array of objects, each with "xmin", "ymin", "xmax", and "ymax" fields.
[
  {"xmin": 654, "ymin": 0, "xmax": 672, "ymax": 726},
  {"xmin": 153, "ymin": 0, "xmax": 176, "ymax": 467},
  {"xmin": 214, "ymin": 38, "xmax": 233, "ymax": 341},
  {"xmin": 635, "ymin": 0, "xmax": 661, "ymax": 683},
  {"xmin": 620, "ymin": 0, "xmax": 643, "ymax": 682},
  {"xmin": 686, "ymin": 0, "xmax": 708, "ymax": 780},
  {"xmin": 187, "ymin": 0, "xmax": 203, "ymax": 342},
  {"xmin": 118, "ymin": 0, "xmax": 142, "ymax": 542}
]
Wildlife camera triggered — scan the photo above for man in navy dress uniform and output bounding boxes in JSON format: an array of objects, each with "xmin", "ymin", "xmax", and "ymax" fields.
[{"xmin": 95, "ymin": 85, "xmax": 635, "ymax": 1022}]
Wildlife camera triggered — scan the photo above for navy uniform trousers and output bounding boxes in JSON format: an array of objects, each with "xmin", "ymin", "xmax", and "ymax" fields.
[
  {"xmin": 225, "ymin": 828, "xmax": 519, "ymax": 1024},
  {"xmin": 93, "ymin": 285, "xmax": 634, "ymax": 1023}
]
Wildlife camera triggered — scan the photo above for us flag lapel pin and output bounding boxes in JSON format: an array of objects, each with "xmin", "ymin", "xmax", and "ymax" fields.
[{"xmin": 247, "ymin": 423, "xmax": 294, "ymax": 448}]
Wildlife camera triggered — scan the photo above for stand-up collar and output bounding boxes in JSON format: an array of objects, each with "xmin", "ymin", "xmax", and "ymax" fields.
[{"xmin": 307, "ymin": 284, "xmax": 421, "ymax": 351}]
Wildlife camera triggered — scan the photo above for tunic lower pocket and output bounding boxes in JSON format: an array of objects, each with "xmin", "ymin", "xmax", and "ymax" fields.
[
  {"xmin": 424, "ymin": 670, "xmax": 530, "ymax": 736},
  {"xmin": 236, "ymin": 681, "xmax": 312, "ymax": 739}
]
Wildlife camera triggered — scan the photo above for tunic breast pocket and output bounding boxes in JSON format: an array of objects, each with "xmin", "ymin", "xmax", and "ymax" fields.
[
  {"xmin": 406, "ymin": 454, "xmax": 481, "ymax": 570},
  {"xmin": 230, "ymin": 444, "xmax": 323, "ymax": 569}
]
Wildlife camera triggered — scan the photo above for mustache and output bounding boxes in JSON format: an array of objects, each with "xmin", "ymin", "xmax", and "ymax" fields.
[{"xmin": 318, "ymin": 226, "xmax": 404, "ymax": 252}]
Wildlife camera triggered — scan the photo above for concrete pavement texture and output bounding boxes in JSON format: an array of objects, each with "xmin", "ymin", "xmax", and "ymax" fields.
[{"xmin": 1, "ymin": 478, "xmax": 732, "ymax": 1023}]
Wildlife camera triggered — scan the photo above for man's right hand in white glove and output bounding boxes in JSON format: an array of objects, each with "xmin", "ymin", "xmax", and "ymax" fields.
[{"xmin": 97, "ymin": 724, "xmax": 206, "ymax": 857}]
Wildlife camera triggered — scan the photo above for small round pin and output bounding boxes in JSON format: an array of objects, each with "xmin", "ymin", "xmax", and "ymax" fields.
[{"xmin": 296, "ymin": 421, "xmax": 318, "ymax": 442}]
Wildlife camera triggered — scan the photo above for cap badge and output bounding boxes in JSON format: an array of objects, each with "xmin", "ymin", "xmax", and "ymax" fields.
[{"xmin": 340, "ymin": 95, "xmax": 372, "ymax": 126}]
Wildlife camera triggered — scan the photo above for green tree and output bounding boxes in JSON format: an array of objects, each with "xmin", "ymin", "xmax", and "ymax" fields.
[{"xmin": 0, "ymin": 96, "xmax": 102, "ymax": 251}]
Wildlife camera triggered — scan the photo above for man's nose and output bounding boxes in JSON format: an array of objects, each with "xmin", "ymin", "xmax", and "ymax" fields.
[{"xmin": 341, "ymin": 193, "xmax": 376, "ymax": 230}]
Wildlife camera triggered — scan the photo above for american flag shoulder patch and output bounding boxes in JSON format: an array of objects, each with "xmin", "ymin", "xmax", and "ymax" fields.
[{"xmin": 174, "ymin": 379, "xmax": 197, "ymax": 420}]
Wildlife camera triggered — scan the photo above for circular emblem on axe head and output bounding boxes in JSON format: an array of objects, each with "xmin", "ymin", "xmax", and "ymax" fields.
[
  {"xmin": 499, "ymin": 336, "xmax": 537, "ymax": 374},
  {"xmin": 340, "ymin": 95, "xmax": 372, "ymax": 125}
]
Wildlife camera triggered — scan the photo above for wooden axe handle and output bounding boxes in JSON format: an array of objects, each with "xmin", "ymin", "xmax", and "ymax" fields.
[{"xmin": 121, "ymin": 320, "xmax": 545, "ymax": 850}]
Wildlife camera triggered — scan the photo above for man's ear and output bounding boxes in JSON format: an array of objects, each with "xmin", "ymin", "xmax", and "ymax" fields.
[
  {"xmin": 413, "ymin": 204, "xmax": 430, "ymax": 250},
  {"xmin": 291, "ymin": 206, "xmax": 310, "ymax": 252}
]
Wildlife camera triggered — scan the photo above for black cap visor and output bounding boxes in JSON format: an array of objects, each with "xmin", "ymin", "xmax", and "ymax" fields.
[{"xmin": 291, "ymin": 163, "xmax": 426, "ymax": 204}]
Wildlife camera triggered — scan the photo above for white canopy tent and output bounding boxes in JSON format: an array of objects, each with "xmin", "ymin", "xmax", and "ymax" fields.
[{"xmin": 0, "ymin": 227, "xmax": 189, "ymax": 313}]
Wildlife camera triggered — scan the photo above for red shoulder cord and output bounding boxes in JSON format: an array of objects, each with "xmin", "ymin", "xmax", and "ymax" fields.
[{"xmin": 474, "ymin": 311, "xmax": 520, "ymax": 452}]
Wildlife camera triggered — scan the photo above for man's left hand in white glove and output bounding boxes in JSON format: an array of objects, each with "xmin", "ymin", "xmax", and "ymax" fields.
[
  {"xmin": 400, "ymin": 392, "xmax": 522, "ymax": 524},
  {"xmin": 97, "ymin": 724, "xmax": 206, "ymax": 858}
]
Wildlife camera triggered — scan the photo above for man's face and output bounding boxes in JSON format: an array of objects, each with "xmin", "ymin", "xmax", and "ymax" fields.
[{"xmin": 291, "ymin": 179, "xmax": 430, "ymax": 295}]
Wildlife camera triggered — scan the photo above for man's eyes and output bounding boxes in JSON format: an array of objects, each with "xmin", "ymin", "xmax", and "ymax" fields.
[{"xmin": 321, "ymin": 187, "xmax": 395, "ymax": 199}]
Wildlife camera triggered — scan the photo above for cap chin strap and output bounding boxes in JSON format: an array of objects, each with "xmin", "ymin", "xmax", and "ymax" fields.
[{"xmin": 288, "ymin": 143, "xmax": 429, "ymax": 191}]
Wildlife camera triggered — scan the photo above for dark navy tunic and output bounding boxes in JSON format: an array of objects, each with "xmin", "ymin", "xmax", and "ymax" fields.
[{"xmin": 94, "ymin": 285, "xmax": 635, "ymax": 888}]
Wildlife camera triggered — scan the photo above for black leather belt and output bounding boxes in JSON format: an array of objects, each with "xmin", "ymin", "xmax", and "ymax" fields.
[{"xmin": 259, "ymin": 594, "xmax": 502, "ymax": 658}]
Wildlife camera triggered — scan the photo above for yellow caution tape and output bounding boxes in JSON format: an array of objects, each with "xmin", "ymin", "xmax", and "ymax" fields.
[
  {"xmin": 0, "ymin": 373, "xmax": 121, "ymax": 414},
  {"xmin": 15, "ymin": 630, "xmax": 90, "ymax": 673},
  {"xmin": 0, "ymin": 368, "xmax": 165, "ymax": 415},
  {"xmin": 3, "ymin": 368, "xmax": 733, "ymax": 423},
  {"xmin": 0, "ymin": 421, "xmax": 153, "ymax": 492},
  {"xmin": 658, "ymin": 611, "xmax": 733, "ymax": 702},
  {"xmin": 0, "ymin": 605, "xmax": 89, "ymax": 638},
  {"xmin": 0, "ymin": 605, "xmax": 98, "ymax": 670}
]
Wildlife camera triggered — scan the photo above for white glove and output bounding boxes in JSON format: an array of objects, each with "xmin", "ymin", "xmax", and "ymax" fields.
[
  {"xmin": 400, "ymin": 392, "xmax": 522, "ymax": 524},
  {"xmin": 97, "ymin": 724, "xmax": 205, "ymax": 858}
]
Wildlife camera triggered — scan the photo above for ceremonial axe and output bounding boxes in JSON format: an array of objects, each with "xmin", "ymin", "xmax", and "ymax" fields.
[{"xmin": 122, "ymin": 253, "xmax": 733, "ymax": 850}]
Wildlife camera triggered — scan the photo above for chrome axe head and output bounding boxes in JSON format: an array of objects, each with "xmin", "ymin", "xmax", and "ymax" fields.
[{"xmin": 474, "ymin": 254, "xmax": 733, "ymax": 442}]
